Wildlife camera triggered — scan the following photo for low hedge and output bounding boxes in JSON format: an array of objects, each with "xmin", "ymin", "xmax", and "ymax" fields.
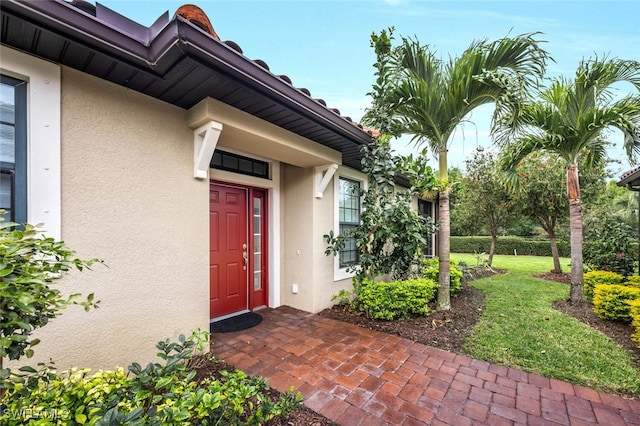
[
  {"xmin": 629, "ymin": 300, "xmax": 640, "ymax": 347},
  {"xmin": 358, "ymin": 278, "xmax": 437, "ymax": 320},
  {"xmin": 451, "ymin": 236, "xmax": 570, "ymax": 257},
  {"xmin": 583, "ymin": 271, "xmax": 625, "ymax": 302},
  {"xmin": 422, "ymin": 257, "xmax": 463, "ymax": 295},
  {"xmin": 592, "ymin": 284, "xmax": 640, "ymax": 321}
]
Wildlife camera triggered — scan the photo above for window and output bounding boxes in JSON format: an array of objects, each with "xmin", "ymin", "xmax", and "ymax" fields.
[
  {"xmin": 211, "ymin": 150, "xmax": 270, "ymax": 179},
  {"xmin": 1, "ymin": 46, "xmax": 61, "ymax": 239},
  {"xmin": 338, "ymin": 177, "xmax": 361, "ymax": 268},
  {"xmin": 418, "ymin": 199, "xmax": 435, "ymax": 257},
  {"xmin": 0, "ymin": 75, "xmax": 27, "ymax": 224}
]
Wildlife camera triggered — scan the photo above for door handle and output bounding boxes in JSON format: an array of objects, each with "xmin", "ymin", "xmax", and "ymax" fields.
[{"xmin": 242, "ymin": 250, "xmax": 248, "ymax": 270}]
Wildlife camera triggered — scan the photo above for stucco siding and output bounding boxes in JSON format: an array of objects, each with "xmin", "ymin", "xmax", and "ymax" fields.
[
  {"xmin": 22, "ymin": 67, "xmax": 210, "ymax": 371},
  {"xmin": 281, "ymin": 164, "xmax": 316, "ymax": 312},
  {"xmin": 313, "ymin": 175, "xmax": 348, "ymax": 312}
]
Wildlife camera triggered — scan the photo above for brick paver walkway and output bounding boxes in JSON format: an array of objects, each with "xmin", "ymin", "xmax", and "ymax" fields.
[{"xmin": 211, "ymin": 306, "xmax": 640, "ymax": 425}]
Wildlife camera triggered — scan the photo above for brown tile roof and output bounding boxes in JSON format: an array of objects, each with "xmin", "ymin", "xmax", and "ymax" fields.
[
  {"xmin": 164, "ymin": 3, "xmax": 377, "ymax": 137},
  {"xmin": 2, "ymin": 0, "xmax": 378, "ymax": 170},
  {"xmin": 175, "ymin": 4, "xmax": 219, "ymax": 40}
]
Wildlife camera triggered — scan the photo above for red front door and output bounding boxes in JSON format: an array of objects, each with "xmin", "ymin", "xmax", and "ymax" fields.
[
  {"xmin": 210, "ymin": 184, "xmax": 249, "ymax": 317},
  {"xmin": 210, "ymin": 182, "xmax": 269, "ymax": 319}
]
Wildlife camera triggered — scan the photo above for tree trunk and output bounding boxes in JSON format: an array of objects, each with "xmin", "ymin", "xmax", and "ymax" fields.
[
  {"xmin": 539, "ymin": 217, "xmax": 562, "ymax": 273},
  {"xmin": 489, "ymin": 230, "xmax": 496, "ymax": 267},
  {"xmin": 567, "ymin": 163, "xmax": 584, "ymax": 303},
  {"xmin": 437, "ymin": 149, "xmax": 451, "ymax": 311},
  {"xmin": 437, "ymin": 188, "xmax": 451, "ymax": 311},
  {"xmin": 548, "ymin": 230, "xmax": 562, "ymax": 274}
]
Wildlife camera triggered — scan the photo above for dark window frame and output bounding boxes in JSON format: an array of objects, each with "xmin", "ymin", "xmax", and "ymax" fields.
[
  {"xmin": 211, "ymin": 150, "xmax": 270, "ymax": 179},
  {"xmin": 1, "ymin": 74, "xmax": 27, "ymax": 224},
  {"xmin": 418, "ymin": 199, "xmax": 434, "ymax": 257},
  {"xmin": 338, "ymin": 177, "xmax": 361, "ymax": 268}
]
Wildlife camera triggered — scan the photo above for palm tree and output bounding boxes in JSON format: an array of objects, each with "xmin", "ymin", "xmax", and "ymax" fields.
[
  {"xmin": 496, "ymin": 57, "xmax": 640, "ymax": 303},
  {"xmin": 367, "ymin": 32, "xmax": 548, "ymax": 310}
]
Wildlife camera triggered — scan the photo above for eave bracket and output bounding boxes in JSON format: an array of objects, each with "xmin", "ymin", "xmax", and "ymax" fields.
[
  {"xmin": 315, "ymin": 163, "xmax": 338, "ymax": 198},
  {"xmin": 193, "ymin": 120, "xmax": 223, "ymax": 179}
]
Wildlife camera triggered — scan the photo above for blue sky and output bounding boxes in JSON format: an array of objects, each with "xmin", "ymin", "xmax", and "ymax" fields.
[{"xmin": 99, "ymin": 0, "xmax": 640, "ymax": 175}]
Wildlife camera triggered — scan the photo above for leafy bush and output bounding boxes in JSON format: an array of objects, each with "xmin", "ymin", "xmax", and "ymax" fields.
[
  {"xmin": 584, "ymin": 213, "xmax": 636, "ymax": 277},
  {"xmin": 358, "ymin": 278, "xmax": 437, "ymax": 320},
  {"xmin": 1, "ymin": 330, "xmax": 302, "ymax": 425},
  {"xmin": 0, "ymin": 222, "xmax": 100, "ymax": 397},
  {"xmin": 592, "ymin": 284, "xmax": 640, "ymax": 321},
  {"xmin": 451, "ymin": 236, "xmax": 570, "ymax": 257},
  {"xmin": 629, "ymin": 300, "xmax": 640, "ymax": 347},
  {"xmin": 626, "ymin": 276, "xmax": 640, "ymax": 288},
  {"xmin": 324, "ymin": 138, "xmax": 436, "ymax": 284},
  {"xmin": 422, "ymin": 257, "xmax": 463, "ymax": 295},
  {"xmin": 583, "ymin": 271, "xmax": 625, "ymax": 302},
  {"xmin": 331, "ymin": 289, "xmax": 354, "ymax": 306}
]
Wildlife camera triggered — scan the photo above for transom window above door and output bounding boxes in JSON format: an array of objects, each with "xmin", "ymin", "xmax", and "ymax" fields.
[{"xmin": 211, "ymin": 150, "xmax": 270, "ymax": 179}]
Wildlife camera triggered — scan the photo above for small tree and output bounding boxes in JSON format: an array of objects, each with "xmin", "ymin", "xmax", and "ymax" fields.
[
  {"xmin": 510, "ymin": 153, "xmax": 607, "ymax": 273},
  {"xmin": 0, "ymin": 222, "xmax": 99, "ymax": 399},
  {"xmin": 325, "ymin": 138, "xmax": 437, "ymax": 285},
  {"xmin": 456, "ymin": 148, "xmax": 517, "ymax": 266},
  {"xmin": 324, "ymin": 27, "xmax": 437, "ymax": 287}
]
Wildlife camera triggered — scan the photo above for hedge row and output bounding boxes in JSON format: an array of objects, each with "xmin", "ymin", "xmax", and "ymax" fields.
[
  {"xmin": 629, "ymin": 300, "xmax": 640, "ymax": 345},
  {"xmin": 593, "ymin": 284, "xmax": 640, "ymax": 321},
  {"xmin": 451, "ymin": 236, "xmax": 570, "ymax": 257}
]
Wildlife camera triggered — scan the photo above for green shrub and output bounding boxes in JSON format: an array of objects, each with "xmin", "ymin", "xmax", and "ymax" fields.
[
  {"xmin": 358, "ymin": 278, "xmax": 437, "ymax": 320},
  {"xmin": 1, "ymin": 331, "xmax": 302, "ymax": 425},
  {"xmin": 0, "ymin": 222, "xmax": 100, "ymax": 390},
  {"xmin": 626, "ymin": 276, "xmax": 640, "ymax": 288},
  {"xmin": 583, "ymin": 270, "xmax": 625, "ymax": 302},
  {"xmin": 584, "ymin": 213, "xmax": 636, "ymax": 277},
  {"xmin": 592, "ymin": 284, "xmax": 640, "ymax": 321},
  {"xmin": 629, "ymin": 300, "xmax": 640, "ymax": 347},
  {"xmin": 450, "ymin": 235, "xmax": 570, "ymax": 257},
  {"xmin": 422, "ymin": 257, "xmax": 463, "ymax": 295}
]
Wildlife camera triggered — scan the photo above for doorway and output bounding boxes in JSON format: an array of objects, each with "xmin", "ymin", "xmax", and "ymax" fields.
[{"xmin": 209, "ymin": 182, "xmax": 268, "ymax": 319}]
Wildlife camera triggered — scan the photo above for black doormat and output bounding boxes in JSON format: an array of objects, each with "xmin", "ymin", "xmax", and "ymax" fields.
[{"xmin": 210, "ymin": 312, "xmax": 262, "ymax": 333}]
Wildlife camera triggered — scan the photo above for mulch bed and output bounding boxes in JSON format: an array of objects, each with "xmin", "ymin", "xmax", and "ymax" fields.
[
  {"xmin": 534, "ymin": 271, "xmax": 640, "ymax": 369},
  {"xmin": 196, "ymin": 267, "xmax": 640, "ymax": 424}
]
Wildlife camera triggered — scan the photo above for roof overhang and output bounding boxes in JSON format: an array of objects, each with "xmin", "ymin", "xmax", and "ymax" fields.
[
  {"xmin": 618, "ymin": 166, "xmax": 640, "ymax": 191},
  {"xmin": 0, "ymin": 0, "xmax": 373, "ymax": 170}
]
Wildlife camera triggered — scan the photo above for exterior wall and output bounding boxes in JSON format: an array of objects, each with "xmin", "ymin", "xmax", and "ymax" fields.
[
  {"xmin": 313, "ymin": 172, "xmax": 353, "ymax": 311},
  {"xmin": 280, "ymin": 164, "xmax": 366, "ymax": 313},
  {"xmin": 17, "ymin": 67, "xmax": 210, "ymax": 371},
  {"xmin": 281, "ymin": 165, "xmax": 316, "ymax": 312},
  {"xmin": 2, "ymin": 49, "xmax": 370, "ymax": 372}
]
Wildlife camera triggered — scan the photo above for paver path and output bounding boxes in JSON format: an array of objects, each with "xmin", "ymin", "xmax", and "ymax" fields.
[{"xmin": 211, "ymin": 306, "xmax": 640, "ymax": 425}]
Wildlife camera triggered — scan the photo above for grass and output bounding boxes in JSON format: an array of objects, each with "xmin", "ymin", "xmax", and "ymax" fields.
[{"xmin": 452, "ymin": 253, "xmax": 640, "ymax": 395}]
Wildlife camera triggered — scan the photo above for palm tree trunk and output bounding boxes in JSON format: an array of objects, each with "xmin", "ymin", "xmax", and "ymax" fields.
[
  {"xmin": 437, "ymin": 149, "xmax": 451, "ymax": 311},
  {"xmin": 438, "ymin": 188, "xmax": 451, "ymax": 310},
  {"xmin": 567, "ymin": 163, "xmax": 584, "ymax": 303}
]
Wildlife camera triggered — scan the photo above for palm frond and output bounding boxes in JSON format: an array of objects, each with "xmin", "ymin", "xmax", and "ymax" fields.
[
  {"xmin": 496, "ymin": 57, "xmax": 640, "ymax": 167},
  {"xmin": 388, "ymin": 33, "xmax": 550, "ymax": 156}
]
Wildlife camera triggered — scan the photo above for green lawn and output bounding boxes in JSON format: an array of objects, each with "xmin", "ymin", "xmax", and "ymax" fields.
[{"xmin": 452, "ymin": 253, "xmax": 640, "ymax": 395}]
